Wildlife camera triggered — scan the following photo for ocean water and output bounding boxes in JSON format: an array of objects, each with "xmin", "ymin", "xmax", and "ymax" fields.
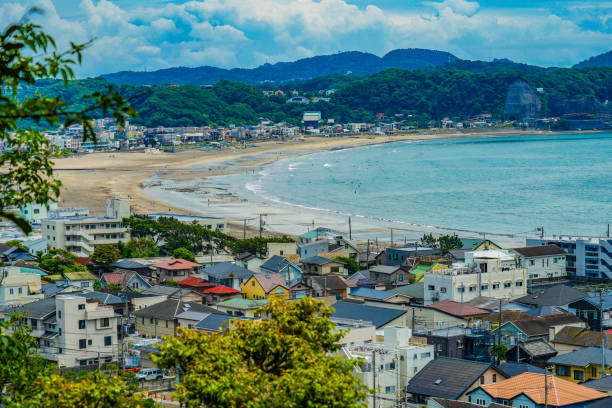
[{"xmin": 241, "ymin": 133, "xmax": 612, "ymax": 237}]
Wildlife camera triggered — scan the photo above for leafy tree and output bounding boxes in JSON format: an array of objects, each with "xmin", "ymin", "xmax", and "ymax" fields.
[
  {"xmin": 39, "ymin": 249, "xmax": 86, "ymax": 274},
  {"xmin": 91, "ymin": 244, "xmax": 120, "ymax": 272},
  {"xmin": 123, "ymin": 237, "xmax": 159, "ymax": 258},
  {"xmin": 0, "ymin": 314, "xmax": 145, "ymax": 407},
  {"xmin": 0, "ymin": 17, "xmax": 135, "ymax": 234},
  {"xmin": 419, "ymin": 233, "xmax": 439, "ymax": 248},
  {"xmin": 93, "ymin": 280, "xmax": 102, "ymax": 291},
  {"xmin": 155, "ymin": 297, "xmax": 368, "ymax": 407},
  {"xmin": 4, "ymin": 240, "xmax": 27, "ymax": 251},
  {"xmin": 491, "ymin": 344, "xmax": 509, "ymax": 363},
  {"xmin": 438, "ymin": 234, "xmax": 463, "ymax": 254},
  {"xmin": 105, "ymin": 283, "xmax": 123, "ymax": 292},
  {"xmin": 173, "ymin": 247, "xmax": 196, "ymax": 262},
  {"xmin": 333, "ymin": 256, "xmax": 360, "ymax": 274},
  {"xmin": 165, "ymin": 279, "xmax": 179, "ymax": 287}
]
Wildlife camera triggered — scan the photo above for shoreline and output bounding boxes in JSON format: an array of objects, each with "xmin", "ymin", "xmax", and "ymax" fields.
[{"xmin": 53, "ymin": 129, "xmax": 609, "ymax": 246}]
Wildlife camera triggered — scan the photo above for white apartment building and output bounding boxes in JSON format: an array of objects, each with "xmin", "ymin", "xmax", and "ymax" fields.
[
  {"xmin": 42, "ymin": 198, "xmax": 130, "ymax": 256},
  {"xmin": 0, "ymin": 266, "xmax": 44, "ymax": 305},
  {"xmin": 511, "ymin": 244, "xmax": 566, "ymax": 281},
  {"xmin": 344, "ymin": 327, "xmax": 434, "ymax": 408},
  {"xmin": 424, "ymin": 250, "xmax": 527, "ymax": 305},
  {"xmin": 37, "ymin": 295, "xmax": 118, "ymax": 367},
  {"xmin": 19, "ymin": 201, "xmax": 58, "ymax": 224}
]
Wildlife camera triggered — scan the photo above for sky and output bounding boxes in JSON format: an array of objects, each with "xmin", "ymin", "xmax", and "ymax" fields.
[{"xmin": 0, "ymin": 0, "xmax": 610, "ymax": 77}]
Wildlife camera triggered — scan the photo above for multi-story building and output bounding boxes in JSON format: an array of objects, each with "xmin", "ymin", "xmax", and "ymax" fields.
[
  {"xmin": 42, "ymin": 198, "xmax": 130, "ymax": 256},
  {"xmin": 0, "ymin": 266, "xmax": 44, "ymax": 305},
  {"xmin": 19, "ymin": 202, "xmax": 58, "ymax": 224},
  {"xmin": 511, "ymin": 244, "xmax": 567, "ymax": 281},
  {"xmin": 15, "ymin": 295, "xmax": 119, "ymax": 367},
  {"xmin": 424, "ymin": 250, "xmax": 527, "ymax": 305},
  {"xmin": 343, "ymin": 327, "xmax": 434, "ymax": 408},
  {"xmin": 527, "ymin": 236, "xmax": 612, "ymax": 279}
]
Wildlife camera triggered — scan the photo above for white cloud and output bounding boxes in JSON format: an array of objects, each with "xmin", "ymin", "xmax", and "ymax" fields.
[{"xmin": 0, "ymin": 0, "xmax": 609, "ymax": 76}]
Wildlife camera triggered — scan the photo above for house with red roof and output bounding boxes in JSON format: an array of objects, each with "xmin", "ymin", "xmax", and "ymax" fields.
[
  {"xmin": 427, "ymin": 299, "xmax": 489, "ymax": 319},
  {"xmin": 178, "ymin": 276, "xmax": 216, "ymax": 294},
  {"xmin": 101, "ymin": 269, "xmax": 151, "ymax": 291},
  {"xmin": 152, "ymin": 258, "xmax": 200, "ymax": 282},
  {"xmin": 203, "ymin": 285, "xmax": 241, "ymax": 305}
]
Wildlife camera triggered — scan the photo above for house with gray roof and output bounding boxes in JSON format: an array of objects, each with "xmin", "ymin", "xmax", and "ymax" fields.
[
  {"xmin": 199, "ymin": 262, "xmax": 255, "ymax": 290},
  {"xmin": 349, "ymin": 287, "xmax": 411, "ymax": 303},
  {"xmin": 194, "ymin": 313, "xmax": 232, "ymax": 333},
  {"xmin": 549, "ymin": 347, "xmax": 612, "ymax": 383},
  {"xmin": 330, "ymin": 301, "xmax": 408, "ymax": 328},
  {"xmin": 142, "ymin": 285, "xmax": 203, "ymax": 303},
  {"xmin": 515, "ymin": 284, "xmax": 586, "ymax": 307},
  {"xmin": 134, "ymin": 299, "xmax": 221, "ymax": 338},
  {"xmin": 260, "ymin": 255, "xmax": 302, "ymax": 285},
  {"xmin": 301, "ymin": 256, "xmax": 346, "ymax": 276}
]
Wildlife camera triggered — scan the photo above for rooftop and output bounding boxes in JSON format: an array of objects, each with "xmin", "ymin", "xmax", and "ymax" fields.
[
  {"xmin": 552, "ymin": 326, "xmax": 611, "ymax": 348},
  {"xmin": 349, "ymin": 287, "xmax": 399, "ymax": 301},
  {"xmin": 477, "ymin": 372, "xmax": 607, "ymax": 406},
  {"xmin": 514, "ymin": 284, "xmax": 586, "ymax": 307},
  {"xmin": 153, "ymin": 258, "xmax": 200, "ymax": 270},
  {"xmin": 331, "ymin": 301, "xmax": 406, "ymax": 328},
  {"xmin": 549, "ymin": 347, "xmax": 612, "ymax": 368},
  {"xmin": 134, "ymin": 299, "xmax": 219, "ymax": 319},
  {"xmin": 215, "ymin": 298, "xmax": 268, "ymax": 310},
  {"xmin": 513, "ymin": 244, "xmax": 566, "ymax": 257},
  {"xmin": 200, "ymin": 262, "xmax": 254, "ymax": 280},
  {"xmin": 203, "ymin": 285, "xmax": 239, "ymax": 294},
  {"xmin": 301, "ymin": 255, "xmax": 339, "ymax": 265},
  {"xmin": 251, "ymin": 273, "xmax": 288, "ymax": 293},
  {"xmin": 497, "ymin": 361, "xmax": 545, "ymax": 377},
  {"xmin": 195, "ymin": 313, "xmax": 232, "ymax": 332},
  {"xmin": 427, "ymin": 299, "xmax": 488, "ymax": 317}
]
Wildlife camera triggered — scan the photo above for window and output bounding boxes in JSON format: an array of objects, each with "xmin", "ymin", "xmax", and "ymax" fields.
[
  {"xmin": 428, "ymin": 285, "xmax": 435, "ymax": 291},
  {"xmin": 479, "ymin": 376, "xmax": 484, "ymax": 384},
  {"xmin": 150, "ymin": 318, "xmax": 154, "ymax": 324},
  {"xmin": 142, "ymin": 317, "xmax": 145, "ymax": 324},
  {"xmin": 18, "ymin": 287, "xmax": 22, "ymax": 294},
  {"xmin": 280, "ymin": 250, "xmax": 284, "ymax": 255},
  {"xmin": 421, "ymin": 352, "xmax": 431, "ymax": 358},
  {"xmin": 458, "ymin": 287, "xmax": 465, "ymax": 293},
  {"xmin": 469, "ymin": 285, "xmax": 476, "ymax": 292},
  {"xmin": 165, "ymin": 320, "xmax": 169, "ymax": 328},
  {"xmin": 79, "ymin": 339, "xmax": 86, "ymax": 349},
  {"xmin": 399, "ymin": 274, "xmax": 403, "ymax": 281},
  {"xmin": 481, "ymin": 284, "xmax": 488, "ymax": 290},
  {"xmin": 58, "ymin": 348, "xmax": 62, "ymax": 354},
  {"xmin": 492, "ymin": 283, "xmax": 500, "ymax": 290},
  {"xmin": 529, "ymin": 260, "xmax": 535, "ymax": 266},
  {"xmin": 516, "ymin": 281, "xmax": 523, "ymax": 287},
  {"xmin": 574, "ymin": 370, "xmax": 584, "ymax": 381},
  {"xmin": 553, "ymin": 257, "xmax": 558, "ymax": 263},
  {"xmin": 82, "ymin": 282, "xmax": 89, "ymax": 287},
  {"xmin": 556, "ymin": 365, "xmax": 570, "ymax": 376},
  {"xmin": 88, "ymin": 339, "xmax": 92, "ymax": 345},
  {"xmin": 58, "ymin": 328, "xmax": 62, "ymax": 336},
  {"xmin": 519, "ymin": 404, "xmax": 529, "ymax": 408},
  {"xmin": 78, "ymin": 320, "xmax": 86, "ymax": 329},
  {"xmin": 101, "ymin": 318, "xmax": 110, "ymax": 327},
  {"xmin": 57, "ymin": 311, "xmax": 61, "ymax": 319},
  {"xmin": 492, "ymin": 374, "xmax": 497, "ymax": 383},
  {"xmin": 476, "ymin": 399, "xmax": 486, "ymax": 406},
  {"xmin": 78, "ymin": 304, "xmax": 85, "ymax": 310},
  {"xmin": 104, "ymin": 336, "xmax": 112, "ymax": 346},
  {"xmin": 252, "ymin": 280, "xmax": 255, "ymax": 286},
  {"xmin": 384, "ymin": 386, "xmax": 395, "ymax": 394},
  {"xmin": 592, "ymin": 367, "xmax": 597, "ymax": 377},
  {"xmin": 440, "ymin": 287, "xmax": 447, "ymax": 293},
  {"xmin": 9, "ymin": 288, "xmax": 13, "ymax": 295},
  {"xmin": 504, "ymin": 282, "xmax": 511, "ymax": 288}
]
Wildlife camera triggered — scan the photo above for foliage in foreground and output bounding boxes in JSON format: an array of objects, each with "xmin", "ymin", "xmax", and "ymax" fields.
[{"xmin": 155, "ymin": 297, "xmax": 368, "ymax": 407}]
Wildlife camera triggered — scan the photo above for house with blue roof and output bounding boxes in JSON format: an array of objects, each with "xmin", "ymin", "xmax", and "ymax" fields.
[
  {"xmin": 349, "ymin": 287, "xmax": 412, "ymax": 303},
  {"xmin": 330, "ymin": 301, "xmax": 408, "ymax": 328},
  {"xmin": 569, "ymin": 294, "xmax": 612, "ymax": 332},
  {"xmin": 260, "ymin": 255, "xmax": 302, "ymax": 285},
  {"xmin": 194, "ymin": 313, "xmax": 233, "ymax": 333},
  {"xmin": 200, "ymin": 262, "xmax": 255, "ymax": 290}
]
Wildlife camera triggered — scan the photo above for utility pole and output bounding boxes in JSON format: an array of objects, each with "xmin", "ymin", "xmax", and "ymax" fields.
[
  {"xmin": 544, "ymin": 366, "xmax": 549, "ymax": 408},
  {"xmin": 243, "ymin": 218, "xmax": 247, "ymax": 240},
  {"xmin": 390, "ymin": 228, "xmax": 394, "ymax": 247},
  {"xmin": 259, "ymin": 214, "xmax": 263, "ymax": 238},
  {"xmin": 349, "ymin": 216, "xmax": 352, "ymax": 240},
  {"xmin": 372, "ymin": 350, "xmax": 377, "ymax": 408}
]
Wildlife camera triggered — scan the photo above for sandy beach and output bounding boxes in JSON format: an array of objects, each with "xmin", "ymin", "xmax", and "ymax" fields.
[{"xmin": 53, "ymin": 129, "xmax": 568, "ymax": 245}]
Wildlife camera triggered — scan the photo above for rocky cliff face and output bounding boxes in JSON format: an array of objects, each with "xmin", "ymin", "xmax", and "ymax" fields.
[{"xmin": 504, "ymin": 80, "xmax": 541, "ymax": 119}]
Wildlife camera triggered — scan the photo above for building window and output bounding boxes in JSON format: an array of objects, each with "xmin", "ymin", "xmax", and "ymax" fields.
[
  {"xmin": 384, "ymin": 386, "xmax": 395, "ymax": 394},
  {"xmin": 421, "ymin": 352, "xmax": 431, "ymax": 358},
  {"xmin": 18, "ymin": 287, "xmax": 22, "ymax": 294},
  {"xmin": 78, "ymin": 320, "xmax": 86, "ymax": 329},
  {"xmin": 88, "ymin": 339, "xmax": 92, "ymax": 345},
  {"xmin": 9, "ymin": 288, "xmax": 13, "ymax": 295},
  {"xmin": 492, "ymin": 283, "xmax": 500, "ymax": 290},
  {"xmin": 516, "ymin": 281, "xmax": 523, "ymax": 287},
  {"xmin": 104, "ymin": 336, "xmax": 112, "ymax": 346},
  {"xmin": 519, "ymin": 405, "xmax": 529, "ymax": 408},
  {"xmin": 481, "ymin": 285, "xmax": 488, "ymax": 290},
  {"xmin": 479, "ymin": 376, "xmax": 484, "ymax": 384},
  {"xmin": 78, "ymin": 304, "xmax": 85, "ymax": 310},
  {"xmin": 476, "ymin": 399, "xmax": 486, "ymax": 406},
  {"xmin": 79, "ymin": 339, "xmax": 86, "ymax": 349},
  {"xmin": 592, "ymin": 367, "xmax": 597, "ymax": 377},
  {"xmin": 101, "ymin": 318, "xmax": 110, "ymax": 327},
  {"xmin": 504, "ymin": 282, "xmax": 511, "ymax": 288},
  {"xmin": 428, "ymin": 285, "xmax": 435, "ymax": 291},
  {"xmin": 574, "ymin": 370, "xmax": 584, "ymax": 381},
  {"xmin": 82, "ymin": 282, "xmax": 89, "ymax": 287},
  {"xmin": 556, "ymin": 365, "xmax": 570, "ymax": 376},
  {"xmin": 492, "ymin": 374, "xmax": 497, "ymax": 383},
  {"xmin": 165, "ymin": 320, "xmax": 169, "ymax": 328},
  {"xmin": 440, "ymin": 287, "xmax": 446, "ymax": 293},
  {"xmin": 469, "ymin": 286, "xmax": 476, "ymax": 292},
  {"xmin": 529, "ymin": 260, "xmax": 535, "ymax": 266},
  {"xmin": 458, "ymin": 287, "xmax": 465, "ymax": 293},
  {"xmin": 57, "ymin": 311, "xmax": 61, "ymax": 319}
]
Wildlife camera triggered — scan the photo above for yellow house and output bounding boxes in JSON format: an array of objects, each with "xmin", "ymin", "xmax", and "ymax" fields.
[
  {"xmin": 549, "ymin": 347, "xmax": 612, "ymax": 383},
  {"xmin": 241, "ymin": 273, "xmax": 289, "ymax": 300}
]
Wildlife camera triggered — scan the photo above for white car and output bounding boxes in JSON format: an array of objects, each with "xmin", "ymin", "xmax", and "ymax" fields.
[{"xmin": 135, "ymin": 368, "xmax": 163, "ymax": 381}]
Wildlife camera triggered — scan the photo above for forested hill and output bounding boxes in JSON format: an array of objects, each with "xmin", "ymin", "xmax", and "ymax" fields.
[
  {"xmin": 101, "ymin": 49, "xmax": 459, "ymax": 85},
  {"xmin": 574, "ymin": 50, "xmax": 612, "ymax": 68},
  {"xmin": 25, "ymin": 63, "xmax": 612, "ymax": 128}
]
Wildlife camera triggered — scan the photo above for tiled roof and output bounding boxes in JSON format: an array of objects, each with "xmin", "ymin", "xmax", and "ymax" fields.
[
  {"xmin": 427, "ymin": 299, "xmax": 488, "ymax": 317},
  {"xmin": 478, "ymin": 372, "xmax": 608, "ymax": 405},
  {"xmin": 215, "ymin": 298, "xmax": 268, "ymax": 310},
  {"xmin": 407, "ymin": 357, "xmax": 495, "ymax": 399},
  {"xmin": 74, "ymin": 257, "xmax": 92, "ymax": 266},
  {"xmin": 349, "ymin": 287, "xmax": 397, "ymax": 301},
  {"xmin": 523, "ymin": 305, "xmax": 568, "ymax": 316},
  {"xmin": 112, "ymin": 260, "xmax": 149, "ymax": 269},
  {"xmin": 200, "ymin": 262, "xmax": 254, "ymax": 279},
  {"xmin": 497, "ymin": 362, "xmax": 545, "ymax": 377},
  {"xmin": 178, "ymin": 276, "xmax": 215, "ymax": 288},
  {"xmin": 481, "ymin": 310, "xmax": 533, "ymax": 323},
  {"xmin": 282, "ymin": 254, "xmax": 301, "ymax": 263},
  {"xmin": 511, "ymin": 313, "xmax": 584, "ymax": 337},
  {"xmin": 513, "ymin": 244, "xmax": 566, "ymax": 257},
  {"xmin": 331, "ymin": 301, "xmax": 406, "ymax": 328},
  {"xmin": 103, "ymin": 270, "xmax": 137, "ymax": 286},
  {"xmin": 260, "ymin": 255, "xmax": 291, "ymax": 273},
  {"xmin": 153, "ymin": 258, "xmax": 200, "ymax": 270},
  {"xmin": 389, "ymin": 282, "xmax": 425, "ymax": 299},
  {"xmin": 252, "ymin": 273, "xmax": 288, "ymax": 294},
  {"xmin": 63, "ymin": 271, "xmax": 97, "ymax": 281},
  {"xmin": 580, "ymin": 294, "xmax": 612, "ymax": 310},
  {"xmin": 465, "ymin": 296, "xmax": 508, "ymax": 312},
  {"xmin": 310, "ymin": 275, "xmax": 348, "ymax": 291},
  {"xmin": 517, "ymin": 338, "xmax": 558, "ymax": 358},
  {"xmin": 235, "ymin": 252, "xmax": 256, "ymax": 262},
  {"xmin": 203, "ymin": 285, "xmax": 239, "ymax": 294},
  {"xmin": 583, "ymin": 375, "xmax": 612, "ymax": 392},
  {"xmin": 369, "ymin": 265, "xmax": 400, "ymax": 274},
  {"xmin": 134, "ymin": 299, "xmax": 219, "ymax": 319},
  {"xmin": 515, "ymin": 284, "xmax": 586, "ymax": 307},
  {"xmin": 195, "ymin": 313, "xmax": 232, "ymax": 332},
  {"xmin": 549, "ymin": 347, "xmax": 612, "ymax": 368},
  {"xmin": 301, "ymin": 255, "xmax": 338, "ymax": 265},
  {"xmin": 553, "ymin": 326, "xmax": 611, "ymax": 348},
  {"xmin": 73, "ymin": 290, "xmax": 124, "ymax": 305},
  {"xmin": 14, "ymin": 298, "xmax": 56, "ymax": 319}
]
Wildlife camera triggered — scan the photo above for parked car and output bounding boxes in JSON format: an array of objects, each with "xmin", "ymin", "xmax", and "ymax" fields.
[{"xmin": 135, "ymin": 368, "xmax": 163, "ymax": 381}]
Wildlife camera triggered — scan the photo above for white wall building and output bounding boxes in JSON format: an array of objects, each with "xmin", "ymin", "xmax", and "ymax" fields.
[
  {"xmin": 0, "ymin": 266, "xmax": 44, "ymax": 305},
  {"xmin": 344, "ymin": 327, "xmax": 434, "ymax": 408},
  {"xmin": 42, "ymin": 199, "xmax": 130, "ymax": 256},
  {"xmin": 511, "ymin": 245, "xmax": 567, "ymax": 281},
  {"xmin": 424, "ymin": 250, "xmax": 527, "ymax": 304},
  {"xmin": 19, "ymin": 202, "xmax": 58, "ymax": 224}
]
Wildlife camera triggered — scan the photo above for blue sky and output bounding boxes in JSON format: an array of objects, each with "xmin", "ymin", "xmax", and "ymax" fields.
[{"xmin": 1, "ymin": 0, "xmax": 610, "ymax": 76}]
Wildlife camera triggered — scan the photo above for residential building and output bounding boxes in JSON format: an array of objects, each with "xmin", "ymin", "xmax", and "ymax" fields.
[
  {"xmin": 177, "ymin": 276, "xmax": 216, "ymax": 294},
  {"xmin": 111, "ymin": 260, "xmax": 153, "ymax": 278},
  {"xmin": 355, "ymin": 301, "xmax": 469, "ymax": 329},
  {"xmin": 146, "ymin": 213, "xmax": 228, "ymax": 234},
  {"xmin": 241, "ymin": 273, "xmax": 289, "ymax": 300},
  {"xmin": 141, "ymin": 285, "xmax": 203, "ymax": 303},
  {"xmin": 426, "ymin": 300, "xmax": 489, "ymax": 320},
  {"xmin": 234, "ymin": 253, "xmax": 263, "ymax": 273},
  {"xmin": 424, "ymin": 250, "xmax": 527, "ymax": 304},
  {"xmin": 386, "ymin": 246, "xmax": 439, "ymax": 266},
  {"xmin": 344, "ymin": 327, "xmax": 435, "ymax": 408},
  {"xmin": 349, "ymin": 287, "xmax": 412, "ymax": 303},
  {"xmin": 266, "ymin": 242, "xmax": 297, "ymax": 258},
  {"xmin": 22, "ymin": 237, "xmax": 48, "ymax": 256},
  {"xmin": 134, "ymin": 299, "xmax": 220, "ymax": 338},
  {"xmin": 527, "ymin": 236, "xmax": 612, "ymax": 279},
  {"xmin": 203, "ymin": 285, "xmax": 241, "ymax": 304},
  {"xmin": 412, "ymin": 326, "xmax": 494, "ymax": 362},
  {"xmin": 298, "ymin": 227, "xmax": 340, "ymax": 244},
  {"xmin": 289, "ymin": 282, "xmax": 312, "ymax": 299},
  {"xmin": 511, "ymin": 244, "xmax": 567, "ymax": 281},
  {"xmin": 583, "ymin": 376, "xmax": 612, "ymax": 396},
  {"xmin": 301, "ymin": 255, "xmax": 346, "ymax": 275},
  {"xmin": 467, "ymin": 372, "xmax": 609, "ymax": 407},
  {"xmin": 515, "ymin": 284, "xmax": 586, "ymax": 308},
  {"xmin": 194, "ymin": 313, "xmax": 232, "ymax": 334},
  {"xmin": 42, "ymin": 198, "xmax": 130, "ymax": 256},
  {"xmin": 19, "ymin": 201, "xmax": 58, "ymax": 224},
  {"xmin": 505, "ymin": 338, "xmax": 558, "ymax": 366},
  {"xmin": 406, "ymin": 357, "xmax": 507, "ymax": 403},
  {"xmin": 497, "ymin": 361, "xmax": 545, "ymax": 377},
  {"xmin": 101, "ymin": 270, "xmax": 151, "ymax": 291},
  {"xmin": 549, "ymin": 347, "xmax": 612, "ymax": 383},
  {"xmin": 46, "ymin": 271, "xmax": 98, "ymax": 289},
  {"xmin": 200, "ymin": 262, "xmax": 254, "ymax": 290},
  {"xmin": 307, "ymin": 275, "xmax": 348, "ymax": 300},
  {"xmin": 459, "ymin": 239, "xmax": 502, "ymax": 251},
  {"xmin": 297, "ymin": 240, "xmax": 330, "ymax": 258},
  {"xmin": 259, "ymin": 255, "xmax": 302, "ymax": 284},
  {"xmin": 389, "ymin": 282, "xmax": 425, "ymax": 305},
  {"xmin": 152, "ymin": 258, "xmax": 200, "ymax": 282},
  {"xmin": 495, "ymin": 313, "xmax": 586, "ymax": 348},
  {"xmin": 331, "ymin": 301, "xmax": 408, "ymax": 329},
  {"xmin": 569, "ymin": 294, "xmax": 612, "ymax": 332},
  {"xmin": 214, "ymin": 298, "xmax": 268, "ymax": 318},
  {"xmin": 367, "ymin": 264, "xmax": 407, "ymax": 285},
  {"xmin": 551, "ymin": 326, "xmax": 612, "ymax": 354},
  {"xmin": 0, "ymin": 266, "xmax": 44, "ymax": 305}
]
